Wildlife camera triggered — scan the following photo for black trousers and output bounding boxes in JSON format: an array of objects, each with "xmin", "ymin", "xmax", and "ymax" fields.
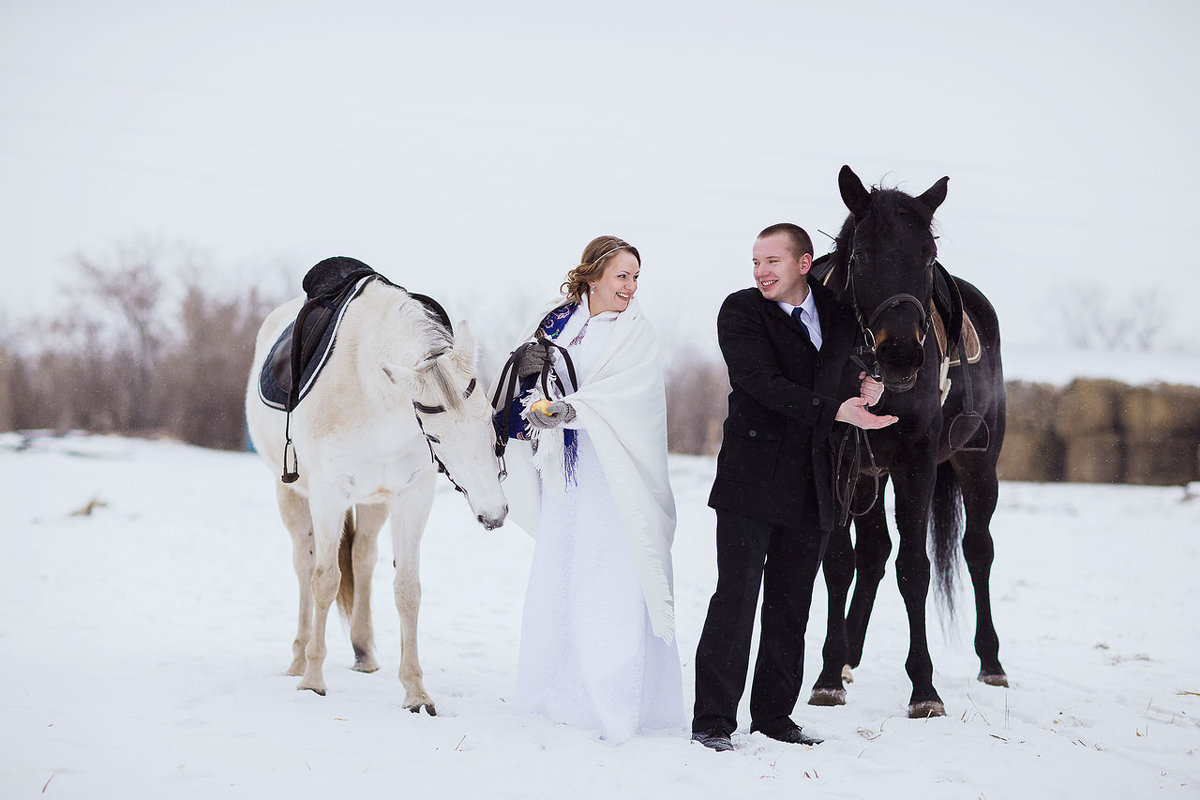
[{"xmin": 692, "ymin": 507, "xmax": 829, "ymax": 736}]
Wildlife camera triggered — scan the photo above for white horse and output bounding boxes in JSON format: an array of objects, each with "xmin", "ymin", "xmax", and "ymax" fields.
[{"xmin": 245, "ymin": 278, "xmax": 507, "ymax": 712}]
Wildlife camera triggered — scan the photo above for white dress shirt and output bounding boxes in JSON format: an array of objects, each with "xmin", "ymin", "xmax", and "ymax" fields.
[{"xmin": 777, "ymin": 288, "xmax": 823, "ymax": 350}]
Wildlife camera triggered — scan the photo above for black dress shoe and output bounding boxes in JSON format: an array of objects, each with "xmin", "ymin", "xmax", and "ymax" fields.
[
  {"xmin": 750, "ymin": 723, "xmax": 824, "ymax": 745},
  {"xmin": 691, "ymin": 729, "xmax": 735, "ymax": 752}
]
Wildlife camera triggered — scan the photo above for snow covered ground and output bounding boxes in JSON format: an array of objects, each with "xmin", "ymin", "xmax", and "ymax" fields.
[{"xmin": 2, "ymin": 432, "xmax": 1197, "ymax": 799}]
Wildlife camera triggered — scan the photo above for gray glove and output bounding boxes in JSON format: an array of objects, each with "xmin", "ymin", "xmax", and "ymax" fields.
[
  {"xmin": 526, "ymin": 400, "xmax": 577, "ymax": 430},
  {"xmin": 516, "ymin": 343, "xmax": 552, "ymax": 379}
]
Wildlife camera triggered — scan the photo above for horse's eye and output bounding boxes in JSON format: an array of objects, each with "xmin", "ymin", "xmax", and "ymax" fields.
[{"xmin": 853, "ymin": 250, "xmax": 869, "ymax": 264}]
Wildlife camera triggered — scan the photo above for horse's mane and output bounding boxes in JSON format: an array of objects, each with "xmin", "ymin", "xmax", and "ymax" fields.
[
  {"xmin": 830, "ymin": 210, "xmax": 857, "ymax": 281},
  {"xmin": 427, "ymin": 356, "xmax": 465, "ymax": 412},
  {"xmin": 404, "ymin": 297, "xmax": 465, "ymax": 412}
]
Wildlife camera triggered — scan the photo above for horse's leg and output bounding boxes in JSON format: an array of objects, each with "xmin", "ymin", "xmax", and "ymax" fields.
[
  {"xmin": 297, "ymin": 492, "xmax": 348, "ymax": 696},
  {"xmin": 348, "ymin": 502, "xmax": 389, "ymax": 673},
  {"xmin": 891, "ymin": 456, "xmax": 945, "ymax": 718},
  {"xmin": 845, "ymin": 473, "xmax": 893, "ymax": 670},
  {"xmin": 389, "ymin": 471, "xmax": 438, "ymax": 715},
  {"xmin": 952, "ymin": 452, "xmax": 1008, "ymax": 687},
  {"xmin": 810, "ymin": 518, "xmax": 854, "ymax": 706},
  {"xmin": 276, "ymin": 483, "xmax": 314, "ymax": 677}
]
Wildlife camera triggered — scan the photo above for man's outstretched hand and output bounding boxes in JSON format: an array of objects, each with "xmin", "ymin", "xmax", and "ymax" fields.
[{"xmin": 835, "ymin": 397, "xmax": 898, "ymax": 430}]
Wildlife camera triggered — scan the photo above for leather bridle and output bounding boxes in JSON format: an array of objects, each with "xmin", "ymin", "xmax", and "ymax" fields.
[{"xmin": 411, "ymin": 376, "xmax": 503, "ymax": 495}]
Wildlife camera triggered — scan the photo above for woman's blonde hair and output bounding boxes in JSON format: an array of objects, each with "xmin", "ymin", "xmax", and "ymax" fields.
[{"xmin": 561, "ymin": 235, "xmax": 641, "ymax": 304}]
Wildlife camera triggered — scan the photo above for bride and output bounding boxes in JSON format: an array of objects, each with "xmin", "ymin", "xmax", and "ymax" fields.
[{"xmin": 495, "ymin": 235, "xmax": 683, "ymax": 742}]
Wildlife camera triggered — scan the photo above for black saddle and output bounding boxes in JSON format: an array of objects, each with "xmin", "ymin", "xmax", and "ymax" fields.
[{"xmin": 932, "ymin": 262, "xmax": 963, "ymax": 353}]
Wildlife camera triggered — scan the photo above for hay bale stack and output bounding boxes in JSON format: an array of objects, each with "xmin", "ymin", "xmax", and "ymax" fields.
[
  {"xmin": 1054, "ymin": 379, "xmax": 1129, "ymax": 483},
  {"xmin": 998, "ymin": 430, "xmax": 1064, "ymax": 482},
  {"xmin": 1120, "ymin": 384, "xmax": 1200, "ymax": 485},
  {"xmin": 1119, "ymin": 384, "xmax": 1200, "ymax": 436},
  {"xmin": 1063, "ymin": 433, "xmax": 1124, "ymax": 483},
  {"xmin": 1000, "ymin": 381, "xmax": 1063, "ymax": 481},
  {"xmin": 1053, "ymin": 378, "xmax": 1127, "ymax": 438},
  {"xmin": 1124, "ymin": 440, "xmax": 1198, "ymax": 485},
  {"xmin": 1004, "ymin": 381, "xmax": 1060, "ymax": 435}
]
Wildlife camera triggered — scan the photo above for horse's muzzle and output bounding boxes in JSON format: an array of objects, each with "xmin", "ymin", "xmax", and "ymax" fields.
[
  {"xmin": 477, "ymin": 506, "xmax": 508, "ymax": 531},
  {"xmin": 875, "ymin": 336, "xmax": 924, "ymax": 393},
  {"xmin": 884, "ymin": 373, "xmax": 919, "ymax": 392}
]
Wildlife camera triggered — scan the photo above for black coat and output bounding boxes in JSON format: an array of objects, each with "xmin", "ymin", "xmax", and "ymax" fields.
[{"xmin": 707, "ymin": 282, "xmax": 861, "ymax": 530}]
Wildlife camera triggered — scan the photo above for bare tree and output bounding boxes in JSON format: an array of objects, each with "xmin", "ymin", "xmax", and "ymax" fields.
[
  {"xmin": 69, "ymin": 241, "xmax": 167, "ymax": 429},
  {"xmin": 665, "ymin": 348, "xmax": 729, "ymax": 455},
  {"xmin": 160, "ymin": 283, "xmax": 279, "ymax": 449},
  {"xmin": 0, "ymin": 237, "xmax": 289, "ymax": 447},
  {"xmin": 0, "ymin": 318, "xmax": 15, "ymax": 431},
  {"xmin": 1042, "ymin": 280, "xmax": 1172, "ymax": 351}
]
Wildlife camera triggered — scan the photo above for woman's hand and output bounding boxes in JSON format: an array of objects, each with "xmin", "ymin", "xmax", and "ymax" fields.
[
  {"xmin": 526, "ymin": 400, "xmax": 577, "ymax": 429},
  {"xmin": 516, "ymin": 343, "xmax": 552, "ymax": 379}
]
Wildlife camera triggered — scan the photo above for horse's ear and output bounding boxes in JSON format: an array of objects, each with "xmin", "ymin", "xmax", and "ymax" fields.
[
  {"xmin": 450, "ymin": 319, "xmax": 477, "ymax": 370},
  {"xmin": 381, "ymin": 360, "xmax": 419, "ymax": 387},
  {"xmin": 838, "ymin": 165, "xmax": 871, "ymax": 219},
  {"xmin": 917, "ymin": 176, "xmax": 949, "ymax": 215}
]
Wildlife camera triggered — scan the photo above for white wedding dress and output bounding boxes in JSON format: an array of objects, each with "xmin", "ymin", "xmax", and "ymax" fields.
[{"xmin": 515, "ymin": 305, "xmax": 684, "ymax": 742}]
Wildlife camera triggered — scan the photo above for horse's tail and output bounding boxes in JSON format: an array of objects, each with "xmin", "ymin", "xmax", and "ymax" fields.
[
  {"xmin": 336, "ymin": 509, "xmax": 356, "ymax": 620},
  {"xmin": 930, "ymin": 460, "xmax": 964, "ymax": 618}
]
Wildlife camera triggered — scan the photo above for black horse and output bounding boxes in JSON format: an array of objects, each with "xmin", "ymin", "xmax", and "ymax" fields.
[{"xmin": 808, "ymin": 165, "xmax": 1008, "ymax": 718}]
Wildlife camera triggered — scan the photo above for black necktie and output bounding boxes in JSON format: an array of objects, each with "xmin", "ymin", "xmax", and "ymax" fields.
[{"xmin": 791, "ymin": 306, "xmax": 811, "ymax": 344}]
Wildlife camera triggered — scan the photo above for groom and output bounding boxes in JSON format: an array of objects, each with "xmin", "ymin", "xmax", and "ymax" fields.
[{"xmin": 691, "ymin": 223, "xmax": 897, "ymax": 752}]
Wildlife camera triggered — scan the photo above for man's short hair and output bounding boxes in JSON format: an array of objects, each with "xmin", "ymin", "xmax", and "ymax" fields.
[{"xmin": 757, "ymin": 223, "xmax": 813, "ymax": 259}]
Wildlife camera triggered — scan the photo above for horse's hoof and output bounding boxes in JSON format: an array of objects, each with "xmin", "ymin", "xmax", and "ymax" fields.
[
  {"xmin": 841, "ymin": 664, "xmax": 855, "ymax": 684},
  {"xmin": 405, "ymin": 702, "xmax": 437, "ymax": 716},
  {"xmin": 978, "ymin": 671, "xmax": 1009, "ymax": 687},
  {"xmin": 352, "ymin": 660, "xmax": 379, "ymax": 674},
  {"xmin": 809, "ymin": 687, "xmax": 847, "ymax": 706},
  {"xmin": 299, "ymin": 684, "xmax": 327, "ymax": 697},
  {"xmin": 908, "ymin": 700, "xmax": 945, "ymax": 718}
]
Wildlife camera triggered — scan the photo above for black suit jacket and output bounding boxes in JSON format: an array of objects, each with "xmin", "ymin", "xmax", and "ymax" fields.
[{"xmin": 707, "ymin": 282, "xmax": 861, "ymax": 530}]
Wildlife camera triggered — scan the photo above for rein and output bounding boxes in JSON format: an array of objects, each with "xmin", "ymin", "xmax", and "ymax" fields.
[
  {"xmin": 835, "ymin": 424, "xmax": 884, "ymax": 527},
  {"xmin": 489, "ymin": 330, "xmax": 579, "ymax": 476}
]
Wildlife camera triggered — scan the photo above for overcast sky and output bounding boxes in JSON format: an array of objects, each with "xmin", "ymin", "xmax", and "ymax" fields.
[{"xmin": 2, "ymin": 0, "xmax": 1197, "ymax": 355}]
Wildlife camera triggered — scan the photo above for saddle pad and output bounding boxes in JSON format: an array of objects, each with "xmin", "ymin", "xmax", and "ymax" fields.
[
  {"xmin": 931, "ymin": 304, "xmax": 981, "ymax": 366},
  {"xmin": 257, "ymin": 274, "xmax": 374, "ymax": 411}
]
